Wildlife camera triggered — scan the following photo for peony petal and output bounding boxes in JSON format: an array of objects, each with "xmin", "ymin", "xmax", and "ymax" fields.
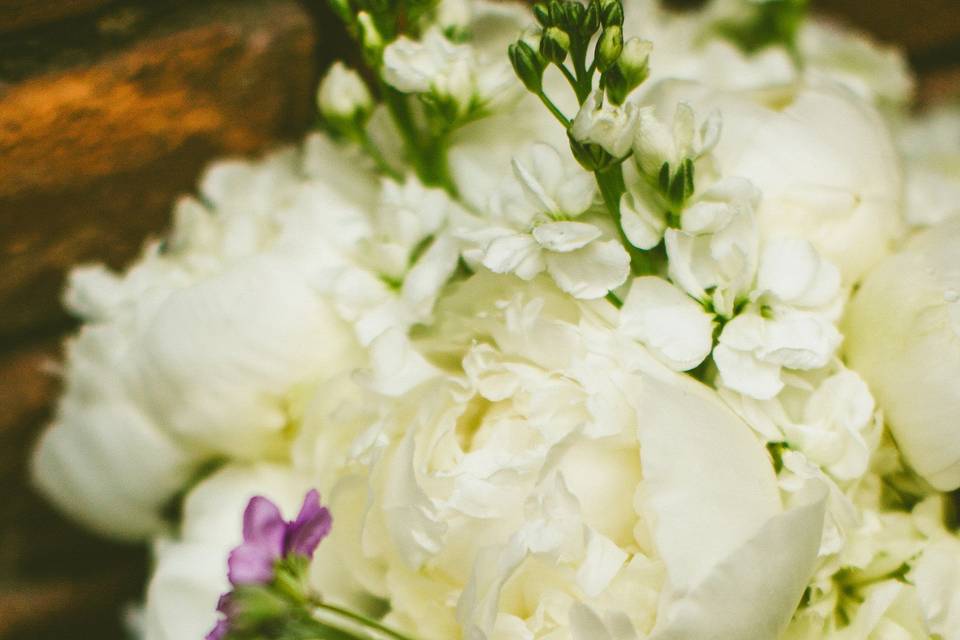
[
  {"xmin": 649, "ymin": 479, "xmax": 827, "ymax": 640},
  {"xmin": 633, "ymin": 374, "xmax": 782, "ymax": 591}
]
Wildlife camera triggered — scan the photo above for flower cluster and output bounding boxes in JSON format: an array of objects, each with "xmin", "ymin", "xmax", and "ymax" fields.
[{"xmin": 30, "ymin": 1, "xmax": 960, "ymax": 639}]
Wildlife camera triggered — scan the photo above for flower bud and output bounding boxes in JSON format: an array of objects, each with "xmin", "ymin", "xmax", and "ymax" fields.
[
  {"xmin": 540, "ymin": 26, "xmax": 571, "ymax": 65},
  {"xmin": 599, "ymin": 0, "xmax": 624, "ymax": 27},
  {"xmin": 602, "ymin": 38, "xmax": 651, "ymax": 104},
  {"xmin": 582, "ymin": 1, "xmax": 601, "ymax": 36},
  {"xmin": 509, "ymin": 40, "xmax": 546, "ymax": 93},
  {"xmin": 533, "ymin": 2, "xmax": 551, "ymax": 26},
  {"xmin": 317, "ymin": 62, "xmax": 373, "ymax": 124},
  {"xmin": 357, "ymin": 11, "xmax": 384, "ymax": 61},
  {"xmin": 595, "ymin": 25, "xmax": 623, "ymax": 71},
  {"xmin": 328, "ymin": 0, "xmax": 352, "ymax": 23}
]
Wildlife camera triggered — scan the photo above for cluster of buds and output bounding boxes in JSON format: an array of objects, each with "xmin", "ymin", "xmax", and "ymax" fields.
[
  {"xmin": 509, "ymin": 0, "xmax": 650, "ymax": 107},
  {"xmin": 328, "ymin": 0, "xmax": 443, "ymax": 63}
]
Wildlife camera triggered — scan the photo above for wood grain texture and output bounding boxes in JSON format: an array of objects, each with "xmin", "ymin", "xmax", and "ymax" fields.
[{"xmin": 0, "ymin": 0, "xmax": 318, "ymax": 342}]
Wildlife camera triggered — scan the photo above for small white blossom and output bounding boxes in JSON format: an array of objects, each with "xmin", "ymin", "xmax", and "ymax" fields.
[
  {"xmin": 572, "ymin": 89, "xmax": 641, "ymax": 159},
  {"xmin": 619, "ymin": 276, "xmax": 714, "ymax": 371},
  {"xmin": 317, "ymin": 62, "xmax": 372, "ymax": 122},
  {"xmin": 633, "ymin": 102, "xmax": 721, "ymax": 177}
]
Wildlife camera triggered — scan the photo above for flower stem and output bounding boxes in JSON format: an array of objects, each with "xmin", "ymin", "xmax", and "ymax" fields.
[
  {"xmin": 312, "ymin": 602, "xmax": 419, "ymax": 640},
  {"xmin": 594, "ymin": 164, "xmax": 658, "ymax": 276},
  {"xmin": 538, "ymin": 92, "xmax": 571, "ymax": 128}
]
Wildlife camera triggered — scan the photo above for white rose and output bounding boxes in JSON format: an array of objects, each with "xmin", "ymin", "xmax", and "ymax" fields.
[
  {"xmin": 642, "ymin": 78, "xmax": 903, "ymax": 284},
  {"xmin": 319, "ymin": 273, "xmax": 826, "ymax": 640},
  {"xmin": 843, "ymin": 217, "xmax": 960, "ymax": 490}
]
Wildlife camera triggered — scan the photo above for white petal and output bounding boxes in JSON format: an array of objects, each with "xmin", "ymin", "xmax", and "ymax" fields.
[
  {"xmin": 533, "ymin": 221, "xmax": 603, "ymax": 252},
  {"xmin": 757, "ymin": 237, "xmax": 822, "ymax": 302},
  {"xmin": 649, "ymin": 479, "xmax": 827, "ymax": 640},
  {"xmin": 714, "ymin": 343, "xmax": 785, "ymax": 400},
  {"xmin": 633, "ymin": 374, "xmax": 782, "ymax": 591},
  {"xmin": 545, "ymin": 240, "xmax": 631, "ymax": 299},
  {"xmin": 620, "ymin": 276, "xmax": 714, "ymax": 371},
  {"xmin": 620, "ymin": 191, "xmax": 666, "ymax": 250},
  {"xmin": 482, "ymin": 232, "xmax": 546, "ymax": 280}
]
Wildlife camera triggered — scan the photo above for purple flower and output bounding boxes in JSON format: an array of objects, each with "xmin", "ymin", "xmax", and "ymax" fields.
[
  {"xmin": 227, "ymin": 489, "xmax": 332, "ymax": 586},
  {"xmin": 205, "ymin": 618, "xmax": 230, "ymax": 640}
]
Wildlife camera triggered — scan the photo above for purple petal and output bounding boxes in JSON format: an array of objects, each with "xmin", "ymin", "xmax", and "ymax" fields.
[
  {"xmin": 227, "ymin": 540, "xmax": 278, "ymax": 585},
  {"xmin": 205, "ymin": 619, "xmax": 230, "ymax": 640},
  {"xmin": 242, "ymin": 496, "xmax": 286, "ymax": 552},
  {"xmin": 284, "ymin": 489, "xmax": 332, "ymax": 558}
]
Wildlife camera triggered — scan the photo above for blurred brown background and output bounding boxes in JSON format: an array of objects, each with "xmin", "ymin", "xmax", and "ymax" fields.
[{"xmin": 1, "ymin": 1, "xmax": 959, "ymax": 638}]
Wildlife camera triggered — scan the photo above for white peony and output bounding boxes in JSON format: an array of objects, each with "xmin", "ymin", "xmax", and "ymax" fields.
[
  {"xmin": 314, "ymin": 273, "xmax": 827, "ymax": 640},
  {"xmin": 843, "ymin": 217, "xmax": 960, "ymax": 491},
  {"xmin": 641, "ymin": 78, "xmax": 903, "ymax": 284}
]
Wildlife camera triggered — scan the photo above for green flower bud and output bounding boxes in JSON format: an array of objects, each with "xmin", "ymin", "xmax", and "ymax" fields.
[
  {"xmin": 582, "ymin": 1, "xmax": 601, "ymax": 36},
  {"xmin": 509, "ymin": 40, "xmax": 546, "ymax": 93},
  {"xmin": 328, "ymin": 0, "xmax": 352, "ymax": 23},
  {"xmin": 357, "ymin": 11, "xmax": 384, "ymax": 60},
  {"xmin": 533, "ymin": 2, "xmax": 551, "ymax": 26},
  {"xmin": 619, "ymin": 37, "xmax": 652, "ymax": 86},
  {"xmin": 602, "ymin": 38, "xmax": 650, "ymax": 104},
  {"xmin": 547, "ymin": 0, "xmax": 565, "ymax": 27},
  {"xmin": 540, "ymin": 26, "xmax": 571, "ymax": 65},
  {"xmin": 563, "ymin": 1, "xmax": 585, "ymax": 30},
  {"xmin": 599, "ymin": 0, "xmax": 624, "ymax": 27},
  {"xmin": 568, "ymin": 130, "xmax": 617, "ymax": 172},
  {"xmin": 594, "ymin": 26, "xmax": 623, "ymax": 72}
]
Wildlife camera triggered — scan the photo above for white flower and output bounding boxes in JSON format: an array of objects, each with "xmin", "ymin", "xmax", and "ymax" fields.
[
  {"xmin": 318, "ymin": 273, "xmax": 827, "ymax": 640},
  {"xmin": 642, "ymin": 78, "xmax": 903, "ymax": 283},
  {"xmin": 572, "ymin": 89, "xmax": 641, "ymax": 159},
  {"xmin": 382, "ymin": 25, "xmax": 514, "ymax": 117},
  {"xmin": 317, "ymin": 61, "xmax": 372, "ymax": 121},
  {"xmin": 619, "ymin": 276, "xmax": 714, "ymax": 371},
  {"xmin": 467, "ymin": 144, "xmax": 630, "ymax": 299},
  {"xmin": 843, "ymin": 217, "xmax": 960, "ymax": 491},
  {"xmin": 664, "ymin": 176, "xmax": 762, "ymax": 316},
  {"xmin": 912, "ymin": 537, "xmax": 960, "ymax": 640},
  {"xmin": 632, "ymin": 101, "xmax": 721, "ymax": 177},
  {"xmin": 715, "ymin": 311, "xmax": 842, "ymax": 400}
]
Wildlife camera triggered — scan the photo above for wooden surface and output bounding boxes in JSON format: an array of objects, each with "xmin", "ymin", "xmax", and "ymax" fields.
[{"xmin": 0, "ymin": 1, "xmax": 958, "ymax": 638}]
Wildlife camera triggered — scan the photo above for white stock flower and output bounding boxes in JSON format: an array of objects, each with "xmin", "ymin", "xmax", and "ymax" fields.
[
  {"xmin": 317, "ymin": 61, "xmax": 372, "ymax": 121},
  {"xmin": 468, "ymin": 144, "xmax": 630, "ymax": 299},
  {"xmin": 316, "ymin": 273, "xmax": 827, "ymax": 640},
  {"xmin": 643, "ymin": 79, "xmax": 903, "ymax": 284},
  {"xmin": 382, "ymin": 15, "xmax": 517, "ymax": 118},
  {"xmin": 632, "ymin": 101, "xmax": 721, "ymax": 178},
  {"xmin": 572, "ymin": 89, "xmax": 641, "ymax": 159},
  {"xmin": 843, "ymin": 217, "xmax": 960, "ymax": 491},
  {"xmin": 711, "ymin": 236, "xmax": 843, "ymax": 400},
  {"xmin": 619, "ymin": 276, "xmax": 714, "ymax": 371}
]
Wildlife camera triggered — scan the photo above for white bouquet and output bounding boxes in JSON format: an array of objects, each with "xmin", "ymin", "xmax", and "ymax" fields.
[{"xmin": 31, "ymin": 0, "xmax": 960, "ymax": 638}]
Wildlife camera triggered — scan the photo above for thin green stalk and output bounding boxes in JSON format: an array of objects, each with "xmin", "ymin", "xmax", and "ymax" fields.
[
  {"xmin": 537, "ymin": 93, "xmax": 570, "ymax": 127},
  {"xmin": 357, "ymin": 130, "xmax": 402, "ymax": 180},
  {"xmin": 595, "ymin": 164, "xmax": 658, "ymax": 276},
  {"xmin": 313, "ymin": 602, "xmax": 418, "ymax": 640}
]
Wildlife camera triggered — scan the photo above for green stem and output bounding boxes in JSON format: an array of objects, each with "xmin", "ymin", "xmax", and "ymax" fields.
[
  {"xmin": 313, "ymin": 602, "xmax": 418, "ymax": 640},
  {"xmin": 382, "ymin": 84, "xmax": 425, "ymax": 174},
  {"xmin": 537, "ymin": 92, "xmax": 570, "ymax": 128},
  {"xmin": 595, "ymin": 164, "xmax": 658, "ymax": 276},
  {"xmin": 357, "ymin": 129, "xmax": 402, "ymax": 180}
]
